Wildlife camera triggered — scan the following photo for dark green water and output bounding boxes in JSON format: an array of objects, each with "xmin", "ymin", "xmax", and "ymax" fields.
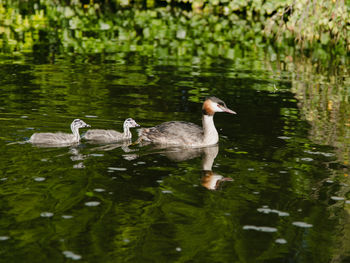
[{"xmin": 0, "ymin": 53, "xmax": 349, "ymax": 262}]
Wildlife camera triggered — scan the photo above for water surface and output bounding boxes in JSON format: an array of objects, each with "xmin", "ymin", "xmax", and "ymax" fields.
[{"xmin": 0, "ymin": 53, "xmax": 349, "ymax": 262}]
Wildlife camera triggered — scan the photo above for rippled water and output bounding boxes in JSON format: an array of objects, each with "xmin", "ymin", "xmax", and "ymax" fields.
[{"xmin": 0, "ymin": 53, "xmax": 349, "ymax": 262}]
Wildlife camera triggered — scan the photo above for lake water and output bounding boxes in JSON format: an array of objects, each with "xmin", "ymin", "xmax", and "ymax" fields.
[{"xmin": 0, "ymin": 52, "xmax": 350, "ymax": 262}]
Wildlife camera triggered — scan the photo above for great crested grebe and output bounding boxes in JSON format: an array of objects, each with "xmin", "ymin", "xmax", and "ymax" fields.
[
  {"xmin": 29, "ymin": 119, "xmax": 90, "ymax": 145},
  {"xmin": 137, "ymin": 96, "xmax": 236, "ymax": 147},
  {"xmin": 83, "ymin": 118, "xmax": 140, "ymax": 143}
]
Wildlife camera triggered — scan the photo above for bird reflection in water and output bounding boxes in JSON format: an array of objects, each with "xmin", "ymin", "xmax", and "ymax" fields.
[
  {"xmin": 150, "ymin": 144, "xmax": 233, "ymax": 190},
  {"xmin": 67, "ymin": 140, "xmax": 138, "ymax": 168},
  {"xmin": 199, "ymin": 145, "xmax": 233, "ymax": 190}
]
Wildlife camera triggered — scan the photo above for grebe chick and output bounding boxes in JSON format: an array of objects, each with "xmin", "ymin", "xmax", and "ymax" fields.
[
  {"xmin": 29, "ymin": 119, "xmax": 90, "ymax": 146},
  {"xmin": 83, "ymin": 118, "xmax": 140, "ymax": 143},
  {"xmin": 137, "ymin": 97, "xmax": 236, "ymax": 147}
]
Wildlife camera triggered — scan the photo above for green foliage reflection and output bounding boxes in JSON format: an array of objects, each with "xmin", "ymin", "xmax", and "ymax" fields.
[{"xmin": 0, "ymin": 0, "xmax": 349, "ymax": 64}]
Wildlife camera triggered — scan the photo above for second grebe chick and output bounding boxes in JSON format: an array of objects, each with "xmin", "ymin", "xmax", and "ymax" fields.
[
  {"xmin": 137, "ymin": 97, "xmax": 236, "ymax": 147},
  {"xmin": 29, "ymin": 119, "xmax": 90, "ymax": 146},
  {"xmin": 83, "ymin": 118, "xmax": 140, "ymax": 143}
]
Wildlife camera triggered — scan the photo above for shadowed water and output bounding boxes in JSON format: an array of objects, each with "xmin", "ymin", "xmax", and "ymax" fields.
[{"xmin": 0, "ymin": 53, "xmax": 350, "ymax": 262}]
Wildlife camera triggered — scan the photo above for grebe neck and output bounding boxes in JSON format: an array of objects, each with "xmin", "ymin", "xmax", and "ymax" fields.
[
  {"xmin": 71, "ymin": 123, "xmax": 81, "ymax": 142},
  {"xmin": 202, "ymin": 114, "xmax": 219, "ymax": 145},
  {"xmin": 123, "ymin": 123, "xmax": 131, "ymax": 138}
]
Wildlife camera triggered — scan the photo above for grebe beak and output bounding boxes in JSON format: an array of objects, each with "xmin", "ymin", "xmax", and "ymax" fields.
[
  {"xmin": 223, "ymin": 108, "xmax": 236, "ymax": 114},
  {"xmin": 218, "ymin": 105, "xmax": 236, "ymax": 114}
]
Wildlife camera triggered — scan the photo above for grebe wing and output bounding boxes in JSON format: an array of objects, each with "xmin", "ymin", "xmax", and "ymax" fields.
[{"xmin": 138, "ymin": 121, "xmax": 203, "ymax": 145}]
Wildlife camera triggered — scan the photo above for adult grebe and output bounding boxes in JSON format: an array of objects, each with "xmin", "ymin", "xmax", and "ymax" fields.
[
  {"xmin": 29, "ymin": 119, "xmax": 90, "ymax": 145},
  {"xmin": 83, "ymin": 118, "xmax": 140, "ymax": 143},
  {"xmin": 137, "ymin": 97, "xmax": 236, "ymax": 147}
]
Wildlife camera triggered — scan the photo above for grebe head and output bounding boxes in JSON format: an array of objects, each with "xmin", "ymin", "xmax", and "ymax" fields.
[
  {"xmin": 202, "ymin": 97, "xmax": 236, "ymax": 116},
  {"xmin": 124, "ymin": 118, "xmax": 140, "ymax": 128},
  {"xmin": 71, "ymin": 119, "xmax": 91, "ymax": 130}
]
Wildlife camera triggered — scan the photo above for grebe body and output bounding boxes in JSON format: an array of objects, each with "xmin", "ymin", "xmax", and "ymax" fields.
[
  {"xmin": 83, "ymin": 118, "xmax": 139, "ymax": 143},
  {"xmin": 137, "ymin": 97, "xmax": 235, "ymax": 147},
  {"xmin": 29, "ymin": 119, "xmax": 90, "ymax": 146}
]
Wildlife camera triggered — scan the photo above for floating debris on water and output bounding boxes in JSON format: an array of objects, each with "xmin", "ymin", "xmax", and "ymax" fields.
[
  {"xmin": 93, "ymin": 188, "xmax": 106, "ymax": 192},
  {"xmin": 90, "ymin": 153, "xmax": 104, "ymax": 157},
  {"xmin": 108, "ymin": 167, "xmax": 127, "ymax": 171},
  {"xmin": 85, "ymin": 201, "xmax": 101, "ymax": 207},
  {"xmin": 277, "ymin": 136, "xmax": 291, "ymax": 140},
  {"xmin": 331, "ymin": 196, "xmax": 345, "ymax": 201},
  {"xmin": 292, "ymin": 221, "xmax": 313, "ymax": 228},
  {"xmin": 62, "ymin": 215, "xmax": 74, "ymax": 219},
  {"xmin": 63, "ymin": 251, "xmax": 82, "ymax": 260},
  {"xmin": 34, "ymin": 177, "xmax": 46, "ymax": 182},
  {"xmin": 73, "ymin": 163, "xmax": 85, "ymax": 169},
  {"xmin": 40, "ymin": 212, "xmax": 54, "ymax": 218},
  {"xmin": 257, "ymin": 206, "xmax": 290, "ymax": 217},
  {"xmin": 275, "ymin": 238, "xmax": 287, "ymax": 244},
  {"xmin": 300, "ymin": 157, "xmax": 313, "ymax": 162},
  {"xmin": 303, "ymin": 150, "xmax": 335, "ymax": 157},
  {"xmin": 243, "ymin": 225, "xmax": 278, "ymax": 232}
]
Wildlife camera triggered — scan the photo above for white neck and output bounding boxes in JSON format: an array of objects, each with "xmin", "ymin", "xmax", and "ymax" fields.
[
  {"xmin": 123, "ymin": 124, "xmax": 132, "ymax": 138},
  {"xmin": 71, "ymin": 124, "xmax": 81, "ymax": 142},
  {"xmin": 202, "ymin": 114, "xmax": 219, "ymax": 145}
]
